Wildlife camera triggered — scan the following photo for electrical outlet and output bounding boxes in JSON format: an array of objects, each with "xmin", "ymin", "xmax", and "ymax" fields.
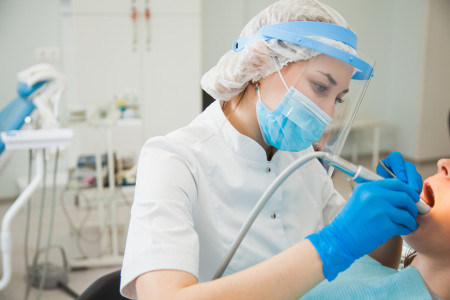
[{"xmin": 35, "ymin": 47, "xmax": 60, "ymax": 61}]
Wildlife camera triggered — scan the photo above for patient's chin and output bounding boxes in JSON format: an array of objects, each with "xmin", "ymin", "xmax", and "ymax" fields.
[{"xmin": 404, "ymin": 223, "xmax": 449, "ymax": 257}]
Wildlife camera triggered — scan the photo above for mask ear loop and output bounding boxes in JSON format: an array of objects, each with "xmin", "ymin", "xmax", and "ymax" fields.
[
  {"xmin": 255, "ymin": 82, "xmax": 262, "ymax": 100},
  {"xmin": 271, "ymin": 56, "xmax": 289, "ymax": 91},
  {"xmin": 257, "ymin": 57, "xmax": 290, "ymax": 102}
]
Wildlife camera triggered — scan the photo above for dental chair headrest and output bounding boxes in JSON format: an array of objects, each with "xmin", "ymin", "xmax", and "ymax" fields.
[
  {"xmin": 17, "ymin": 81, "xmax": 48, "ymax": 99},
  {"xmin": 17, "ymin": 63, "xmax": 64, "ymax": 87}
]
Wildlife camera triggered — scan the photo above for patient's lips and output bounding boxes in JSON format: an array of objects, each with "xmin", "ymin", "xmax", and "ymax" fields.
[{"xmin": 422, "ymin": 182, "xmax": 435, "ymax": 208}]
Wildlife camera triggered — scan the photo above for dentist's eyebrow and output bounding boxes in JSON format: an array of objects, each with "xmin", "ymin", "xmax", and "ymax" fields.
[
  {"xmin": 318, "ymin": 71, "xmax": 337, "ymax": 86},
  {"xmin": 318, "ymin": 71, "xmax": 349, "ymax": 93}
]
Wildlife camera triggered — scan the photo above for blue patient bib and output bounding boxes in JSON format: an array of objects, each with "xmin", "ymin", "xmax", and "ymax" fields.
[{"xmin": 301, "ymin": 255, "xmax": 432, "ymax": 300}]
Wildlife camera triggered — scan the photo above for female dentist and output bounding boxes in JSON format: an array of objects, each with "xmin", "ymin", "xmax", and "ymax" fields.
[{"xmin": 121, "ymin": 0, "xmax": 422, "ymax": 299}]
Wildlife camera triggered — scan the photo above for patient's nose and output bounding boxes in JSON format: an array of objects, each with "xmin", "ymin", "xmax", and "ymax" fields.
[{"xmin": 437, "ymin": 159, "xmax": 450, "ymax": 178}]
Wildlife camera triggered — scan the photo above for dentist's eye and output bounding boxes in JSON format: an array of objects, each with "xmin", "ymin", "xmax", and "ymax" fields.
[
  {"xmin": 335, "ymin": 98, "xmax": 344, "ymax": 104},
  {"xmin": 314, "ymin": 83, "xmax": 327, "ymax": 92}
]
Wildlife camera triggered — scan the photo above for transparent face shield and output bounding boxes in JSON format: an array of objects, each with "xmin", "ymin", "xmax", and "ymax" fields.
[
  {"xmin": 234, "ymin": 21, "xmax": 374, "ymax": 174},
  {"xmin": 312, "ymin": 56, "xmax": 374, "ymax": 174}
]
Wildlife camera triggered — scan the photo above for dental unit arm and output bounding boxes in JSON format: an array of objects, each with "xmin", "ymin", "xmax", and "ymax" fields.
[{"xmin": 213, "ymin": 151, "xmax": 430, "ymax": 279}]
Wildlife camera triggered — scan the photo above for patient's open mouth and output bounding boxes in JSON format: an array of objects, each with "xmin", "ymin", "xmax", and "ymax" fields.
[{"xmin": 423, "ymin": 183, "xmax": 435, "ymax": 208}]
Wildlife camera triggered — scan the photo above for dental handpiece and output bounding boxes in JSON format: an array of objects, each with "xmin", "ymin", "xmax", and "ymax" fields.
[{"xmin": 324, "ymin": 155, "xmax": 430, "ymax": 214}]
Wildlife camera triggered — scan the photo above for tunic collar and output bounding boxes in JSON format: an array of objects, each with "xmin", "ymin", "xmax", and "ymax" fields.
[{"xmin": 205, "ymin": 100, "xmax": 273, "ymax": 163}]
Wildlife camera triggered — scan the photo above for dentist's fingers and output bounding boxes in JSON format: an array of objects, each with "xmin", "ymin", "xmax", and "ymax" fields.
[
  {"xmin": 364, "ymin": 178, "xmax": 420, "ymax": 203},
  {"xmin": 377, "ymin": 152, "xmax": 407, "ymax": 181},
  {"xmin": 377, "ymin": 152, "xmax": 423, "ymax": 192},
  {"xmin": 386, "ymin": 208, "xmax": 418, "ymax": 232}
]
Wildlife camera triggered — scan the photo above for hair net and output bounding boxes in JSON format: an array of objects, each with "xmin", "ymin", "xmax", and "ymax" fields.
[{"xmin": 201, "ymin": 0, "xmax": 358, "ymax": 101}]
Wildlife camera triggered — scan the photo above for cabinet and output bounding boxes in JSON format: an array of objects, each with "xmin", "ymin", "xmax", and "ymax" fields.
[
  {"xmin": 60, "ymin": 0, "xmax": 202, "ymax": 142},
  {"xmin": 59, "ymin": 0, "xmax": 201, "ymax": 267}
]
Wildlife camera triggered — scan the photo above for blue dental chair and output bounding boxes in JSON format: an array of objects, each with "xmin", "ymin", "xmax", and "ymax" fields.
[
  {"xmin": 0, "ymin": 65, "xmax": 61, "ymax": 168},
  {"xmin": 0, "ymin": 64, "xmax": 73, "ymax": 291},
  {"xmin": 0, "ymin": 84, "xmax": 39, "ymax": 171}
]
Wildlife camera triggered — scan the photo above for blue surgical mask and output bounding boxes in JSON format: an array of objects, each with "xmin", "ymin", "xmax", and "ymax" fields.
[{"xmin": 256, "ymin": 86, "xmax": 332, "ymax": 152}]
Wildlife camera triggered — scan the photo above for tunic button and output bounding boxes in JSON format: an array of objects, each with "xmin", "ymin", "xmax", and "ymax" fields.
[
  {"xmin": 270, "ymin": 213, "xmax": 277, "ymax": 219},
  {"xmin": 265, "ymin": 167, "xmax": 271, "ymax": 173}
]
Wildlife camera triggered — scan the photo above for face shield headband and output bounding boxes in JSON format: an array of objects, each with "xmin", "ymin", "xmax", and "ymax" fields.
[{"xmin": 233, "ymin": 21, "xmax": 373, "ymax": 81}]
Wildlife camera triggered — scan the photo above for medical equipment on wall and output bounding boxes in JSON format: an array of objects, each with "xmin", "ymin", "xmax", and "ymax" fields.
[
  {"xmin": 0, "ymin": 64, "xmax": 74, "ymax": 293},
  {"xmin": 213, "ymin": 151, "xmax": 431, "ymax": 279}
]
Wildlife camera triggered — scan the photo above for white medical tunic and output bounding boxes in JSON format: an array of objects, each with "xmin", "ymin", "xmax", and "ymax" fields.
[{"xmin": 120, "ymin": 100, "xmax": 346, "ymax": 299}]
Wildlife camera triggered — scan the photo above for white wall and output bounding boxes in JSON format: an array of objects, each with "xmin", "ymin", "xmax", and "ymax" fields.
[
  {"xmin": 384, "ymin": 0, "xmax": 429, "ymax": 160},
  {"xmin": 0, "ymin": 0, "xmax": 61, "ymax": 102},
  {"xmin": 201, "ymin": 0, "xmax": 276, "ymax": 74},
  {"xmin": 417, "ymin": 0, "xmax": 450, "ymax": 160},
  {"xmin": 0, "ymin": 0, "xmax": 61, "ymax": 199}
]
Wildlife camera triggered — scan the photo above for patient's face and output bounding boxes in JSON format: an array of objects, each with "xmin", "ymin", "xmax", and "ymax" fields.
[{"xmin": 404, "ymin": 159, "xmax": 450, "ymax": 257}]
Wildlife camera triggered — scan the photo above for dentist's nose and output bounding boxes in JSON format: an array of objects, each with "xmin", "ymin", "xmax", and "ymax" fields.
[{"xmin": 323, "ymin": 99, "xmax": 335, "ymax": 118}]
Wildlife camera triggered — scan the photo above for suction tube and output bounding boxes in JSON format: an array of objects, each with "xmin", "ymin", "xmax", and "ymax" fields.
[{"xmin": 212, "ymin": 151, "xmax": 430, "ymax": 279}]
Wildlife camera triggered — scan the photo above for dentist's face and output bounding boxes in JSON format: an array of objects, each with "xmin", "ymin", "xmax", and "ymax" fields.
[
  {"xmin": 404, "ymin": 159, "xmax": 450, "ymax": 257},
  {"xmin": 258, "ymin": 54, "xmax": 353, "ymax": 118}
]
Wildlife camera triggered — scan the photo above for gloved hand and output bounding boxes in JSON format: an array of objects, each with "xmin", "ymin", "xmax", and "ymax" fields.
[
  {"xmin": 377, "ymin": 151, "xmax": 423, "ymax": 193},
  {"xmin": 307, "ymin": 179, "xmax": 419, "ymax": 281}
]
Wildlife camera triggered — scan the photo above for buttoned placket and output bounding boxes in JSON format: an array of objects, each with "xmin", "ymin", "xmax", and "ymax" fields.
[{"xmin": 264, "ymin": 162, "xmax": 279, "ymax": 220}]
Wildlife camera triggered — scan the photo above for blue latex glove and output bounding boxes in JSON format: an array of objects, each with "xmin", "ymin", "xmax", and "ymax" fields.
[
  {"xmin": 377, "ymin": 151, "xmax": 423, "ymax": 193},
  {"xmin": 307, "ymin": 179, "xmax": 419, "ymax": 281}
]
